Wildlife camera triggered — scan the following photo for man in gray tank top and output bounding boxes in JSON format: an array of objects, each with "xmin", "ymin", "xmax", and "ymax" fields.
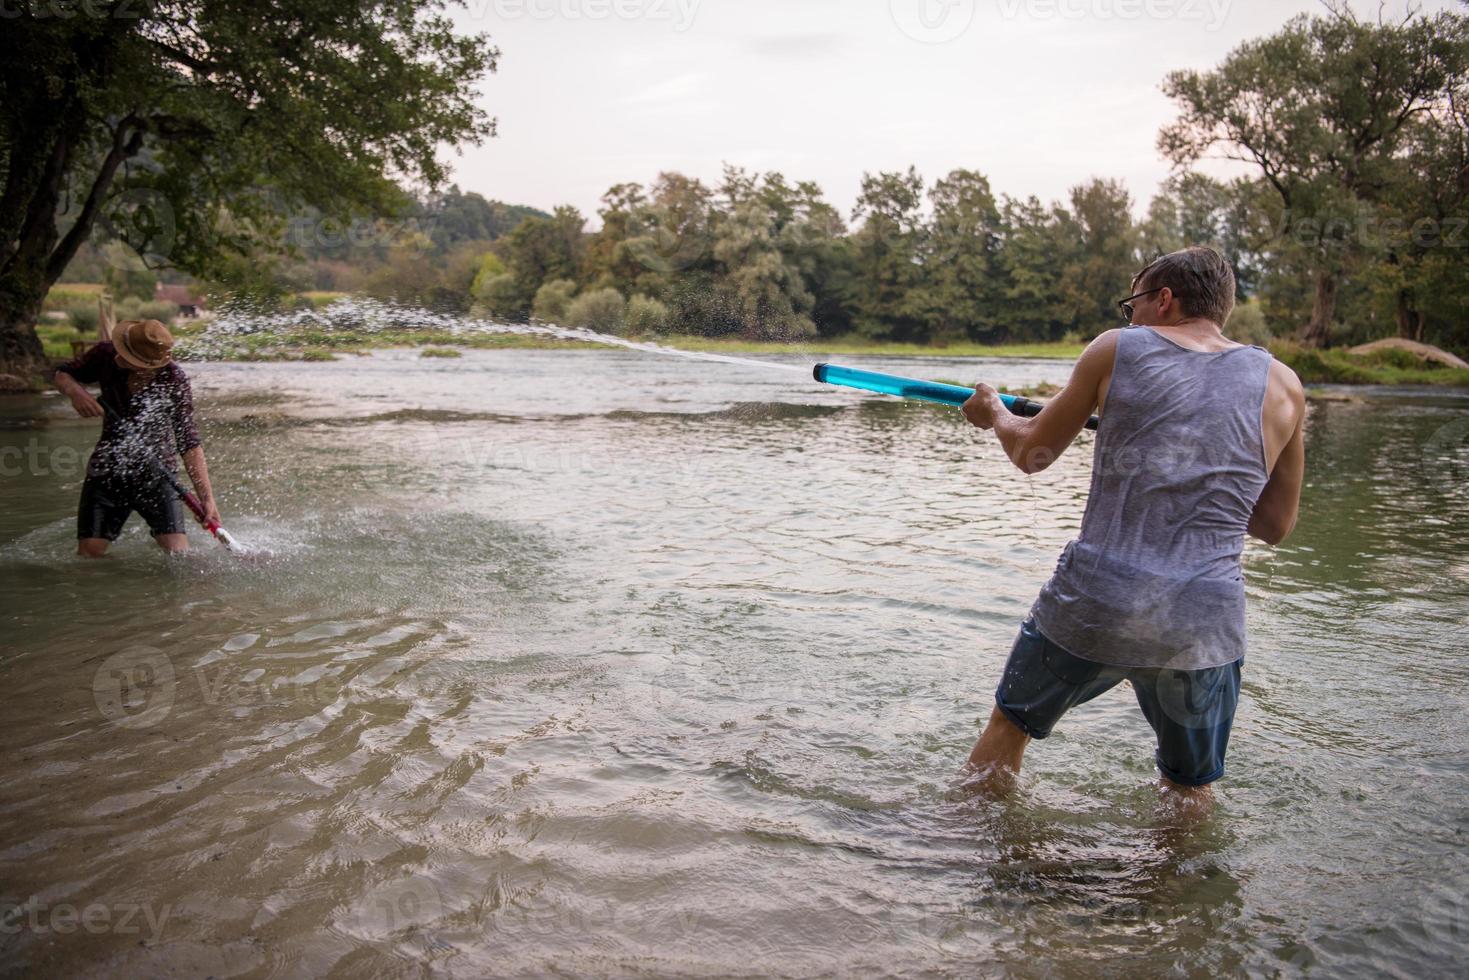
[{"xmin": 957, "ymin": 246, "xmax": 1306, "ymax": 815}]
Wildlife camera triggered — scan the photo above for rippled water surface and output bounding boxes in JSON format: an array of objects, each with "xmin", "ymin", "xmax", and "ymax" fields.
[{"xmin": 2, "ymin": 349, "xmax": 1467, "ymax": 977}]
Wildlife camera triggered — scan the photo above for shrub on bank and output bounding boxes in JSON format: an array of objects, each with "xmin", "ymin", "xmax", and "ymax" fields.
[
  {"xmin": 1226, "ymin": 302, "xmax": 1274, "ymax": 347},
  {"xmin": 64, "ymin": 301, "xmax": 102, "ymax": 335},
  {"xmin": 625, "ymin": 294, "xmax": 669, "ymax": 334},
  {"xmin": 532, "ymin": 279, "xmax": 578, "ymax": 323},
  {"xmin": 565, "ymin": 288, "xmax": 626, "ymax": 334}
]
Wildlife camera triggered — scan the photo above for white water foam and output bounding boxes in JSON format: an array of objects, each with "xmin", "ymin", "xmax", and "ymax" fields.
[{"xmin": 185, "ymin": 297, "xmax": 809, "ymax": 374}]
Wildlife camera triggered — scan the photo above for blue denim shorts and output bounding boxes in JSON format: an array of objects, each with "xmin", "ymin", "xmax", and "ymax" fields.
[{"xmin": 994, "ymin": 618, "xmax": 1243, "ymax": 787}]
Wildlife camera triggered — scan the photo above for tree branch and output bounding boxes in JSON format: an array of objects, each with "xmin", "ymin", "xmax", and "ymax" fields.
[{"xmin": 45, "ymin": 115, "xmax": 145, "ymax": 283}]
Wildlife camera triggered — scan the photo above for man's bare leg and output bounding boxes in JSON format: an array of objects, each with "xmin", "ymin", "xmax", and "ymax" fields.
[
  {"xmin": 155, "ymin": 533, "xmax": 189, "ymax": 554},
  {"xmin": 77, "ymin": 537, "xmax": 111, "ymax": 558},
  {"xmin": 1156, "ymin": 776, "xmax": 1214, "ymax": 823},
  {"xmin": 961, "ymin": 706, "xmax": 1032, "ymax": 796}
]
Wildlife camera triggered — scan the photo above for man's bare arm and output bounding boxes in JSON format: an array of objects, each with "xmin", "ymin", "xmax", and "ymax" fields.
[
  {"xmin": 54, "ymin": 371, "xmax": 103, "ymax": 418},
  {"xmin": 1248, "ymin": 373, "xmax": 1306, "ymax": 545},
  {"xmin": 962, "ymin": 330, "xmax": 1118, "ymax": 474},
  {"xmin": 181, "ymin": 446, "xmax": 221, "ymax": 526}
]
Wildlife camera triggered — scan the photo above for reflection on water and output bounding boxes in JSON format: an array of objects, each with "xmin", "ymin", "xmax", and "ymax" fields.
[{"xmin": 1, "ymin": 350, "xmax": 1466, "ymax": 976}]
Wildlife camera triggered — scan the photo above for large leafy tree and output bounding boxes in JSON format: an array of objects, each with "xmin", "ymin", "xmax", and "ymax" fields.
[
  {"xmin": 1367, "ymin": 98, "xmax": 1469, "ymax": 348},
  {"xmin": 711, "ymin": 168, "xmax": 818, "ymax": 340},
  {"xmin": 1159, "ymin": 5, "xmax": 1469, "ymax": 347},
  {"xmin": 1141, "ymin": 172, "xmax": 1265, "ymax": 299},
  {"xmin": 0, "ymin": 0, "xmax": 497, "ymax": 380},
  {"xmin": 849, "ymin": 168, "xmax": 927, "ymax": 342},
  {"xmin": 1058, "ymin": 178, "xmax": 1140, "ymax": 339},
  {"xmin": 911, "ymin": 169, "xmax": 1005, "ymax": 344}
]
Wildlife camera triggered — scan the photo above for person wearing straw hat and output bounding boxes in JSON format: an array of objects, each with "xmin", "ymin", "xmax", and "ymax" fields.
[{"xmin": 52, "ymin": 319, "xmax": 222, "ymax": 556}]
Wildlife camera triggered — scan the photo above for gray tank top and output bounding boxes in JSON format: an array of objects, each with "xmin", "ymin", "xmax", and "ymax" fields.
[{"xmin": 1029, "ymin": 326, "xmax": 1274, "ymax": 670}]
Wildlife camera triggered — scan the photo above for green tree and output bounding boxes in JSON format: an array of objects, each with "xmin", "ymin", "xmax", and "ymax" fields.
[
  {"xmin": 709, "ymin": 168, "xmax": 821, "ymax": 340},
  {"xmin": 1160, "ymin": 6, "xmax": 1469, "ymax": 347},
  {"xmin": 1062, "ymin": 178, "xmax": 1141, "ymax": 339},
  {"xmin": 584, "ymin": 183, "xmax": 654, "ymax": 297},
  {"xmin": 759, "ymin": 173, "xmax": 850, "ymax": 337},
  {"xmin": 0, "ymin": 1, "xmax": 496, "ymax": 379},
  {"xmin": 996, "ymin": 196, "xmax": 1080, "ymax": 343},
  {"xmin": 491, "ymin": 206, "xmax": 586, "ymax": 319},
  {"xmin": 912, "ymin": 169, "xmax": 1004, "ymax": 343},
  {"xmin": 1366, "ymin": 102, "xmax": 1469, "ymax": 350},
  {"xmin": 0, "ymin": 0, "xmax": 497, "ymax": 379},
  {"xmin": 1142, "ymin": 172, "xmax": 1265, "ymax": 298},
  {"xmin": 850, "ymin": 168, "xmax": 927, "ymax": 342}
]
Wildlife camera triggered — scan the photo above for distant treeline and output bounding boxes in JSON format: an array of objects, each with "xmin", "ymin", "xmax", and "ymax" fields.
[{"xmin": 67, "ymin": 8, "xmax": 1467, "ymax": 355}]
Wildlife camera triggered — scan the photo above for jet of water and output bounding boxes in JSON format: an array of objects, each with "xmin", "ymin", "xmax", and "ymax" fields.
[{"xmin": 187, "ymin": 297, "xmax": 809, "ymax": 374}]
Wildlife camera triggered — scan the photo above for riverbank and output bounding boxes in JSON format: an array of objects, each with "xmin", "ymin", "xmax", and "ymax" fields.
[{"xmin": 31, "ymin": 320, "xmax": 1469, "ymax": 388}]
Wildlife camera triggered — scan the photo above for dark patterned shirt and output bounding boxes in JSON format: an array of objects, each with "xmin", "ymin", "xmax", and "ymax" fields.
[{"xmin": 56, "ymin": 343, "xmax": 201, "ymax": 480}]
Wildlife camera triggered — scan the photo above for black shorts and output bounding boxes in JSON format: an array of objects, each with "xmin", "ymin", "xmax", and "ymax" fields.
[
  {"xmin": 77, "ymin": 474, "xmax": 188, "ymax": 541},
  {"xmin": 994, "ymin": 618, "xmax": 1244, "ymax": 787}
]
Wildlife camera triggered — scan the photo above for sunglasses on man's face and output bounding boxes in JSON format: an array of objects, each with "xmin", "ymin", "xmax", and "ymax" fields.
[{"xmin": 1117, "ymin": 287, "xmax": 1164, "ymax": 321}]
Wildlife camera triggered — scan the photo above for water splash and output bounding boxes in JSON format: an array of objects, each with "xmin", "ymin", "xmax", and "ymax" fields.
[{"xmin": 181, "ymin": 297, "xmax": 809, "ymax": 374}]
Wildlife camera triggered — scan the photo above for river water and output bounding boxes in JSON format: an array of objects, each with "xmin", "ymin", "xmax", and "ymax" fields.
[{"xmin": 2, "ymin": 348, "xmax": 1467, "ymax": 977}]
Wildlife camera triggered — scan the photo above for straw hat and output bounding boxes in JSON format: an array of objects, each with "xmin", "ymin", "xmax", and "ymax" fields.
[{"xmin": 113, "ymin": 319, "xmax": 174, "ymax": 370}]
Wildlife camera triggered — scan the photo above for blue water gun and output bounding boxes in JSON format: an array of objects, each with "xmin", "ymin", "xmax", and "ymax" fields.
[{"xmin": 812, "ymin": 363, "xmax": 1100, "ymax": 431}]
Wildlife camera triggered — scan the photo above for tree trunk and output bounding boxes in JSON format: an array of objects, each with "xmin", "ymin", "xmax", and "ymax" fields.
[
  {"xmin": 1298, "ymin": 268, "xmax": 1338, "ymax": 348},
  {"xmin": 1396, "ymin": 289, "xmax": 1426, "ymax": 342},
  {"xmin": 0, "ymin": 305, "xmax": 49, "ymax": 390}
]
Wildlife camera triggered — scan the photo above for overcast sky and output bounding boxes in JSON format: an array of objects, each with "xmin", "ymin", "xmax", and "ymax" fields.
[{"xmin": 443, "ymin": 0, "xmax": 1457, "ymax": 226}]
